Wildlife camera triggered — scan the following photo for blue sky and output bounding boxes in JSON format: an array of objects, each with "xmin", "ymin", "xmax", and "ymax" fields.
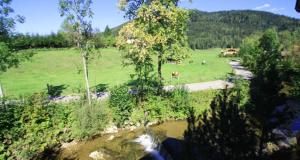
[{"xmin": 11, "ymin": 0, "xmax": 300, "ymax": 35}]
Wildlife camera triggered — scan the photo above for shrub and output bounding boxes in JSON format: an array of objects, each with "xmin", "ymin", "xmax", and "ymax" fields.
[
  {"xmin": 71, "ymin": 101, "xmax": 110, "ymax": 139},
  {"xmin": 143, "ymin": 95, "xmax": 173, "ymax": 122},
  {"xmin": 0, "ymin": 92, "xmax": 110, "ymax": 159},
  {"xmin": 129, "ymin": 107, "xmax": 145, "ymax": 125},
  {"xmin": 168, "ymin": 87, "xmax": 191, "ymax": 119},
  {"xmin": 109, "ymin": 84, "xmax": 134, "ymax": 126},
  {"xmin": 1, "ymin": 93, "xmax": 73, "ymax": 159},
  {"xmin": 46, "ymin": 84, "xmax": 67, "ymax": 98}
]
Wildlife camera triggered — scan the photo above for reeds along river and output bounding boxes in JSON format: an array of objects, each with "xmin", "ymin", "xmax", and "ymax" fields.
[{"xmin": 57, "ymin": 120, "xmax": 188, "ymax": 160}]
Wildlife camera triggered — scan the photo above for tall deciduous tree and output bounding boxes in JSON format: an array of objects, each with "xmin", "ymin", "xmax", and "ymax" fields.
[
  {"xmin": 118, "ymin": 0, "xmax": 190, "ymax": 94},
  {"xmin": 117, "ymin": 22, "xmax": 155, "ymax": 103},
  {"xmin": 59, "ymin": 0, "xmax": 95, "ymax": 105}
]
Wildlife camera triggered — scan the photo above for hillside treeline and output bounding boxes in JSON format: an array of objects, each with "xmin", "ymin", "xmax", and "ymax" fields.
[
  {"xmin": 9, "ymin": 26, "xmax": 116, "ymax": 50},
  {"xmin": 188, "ymin": 10, "xmax": 300, "ymax": 49}
]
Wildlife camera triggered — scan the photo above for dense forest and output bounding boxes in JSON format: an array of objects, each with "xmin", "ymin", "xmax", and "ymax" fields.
[{"xmin": 188, "ymin": 10, "xmax": 300, "ymax": 49}]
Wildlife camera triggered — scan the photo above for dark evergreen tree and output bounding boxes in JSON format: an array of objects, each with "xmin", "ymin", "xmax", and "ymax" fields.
[
  {"xmin": 247, "ymin": 28, "xmax": 287, "ymax": 158},
  {"xmin": 184, "ymin": 88, "xmax": 257, "ymax": 160}
]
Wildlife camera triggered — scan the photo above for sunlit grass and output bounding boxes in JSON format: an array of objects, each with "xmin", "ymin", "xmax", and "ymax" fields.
[{"xmin": 0, "ymin": 48, "xmax": 232, "ymax": 96}]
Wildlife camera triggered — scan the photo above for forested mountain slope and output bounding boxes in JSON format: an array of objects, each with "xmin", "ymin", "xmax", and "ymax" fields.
[{"xmin": 188, "ymin": 10, "xmax": 300, "ymax": 49}]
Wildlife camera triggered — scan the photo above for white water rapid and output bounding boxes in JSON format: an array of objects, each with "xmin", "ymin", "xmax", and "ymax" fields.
[{"xmin": 133, "ymin": 134, "xmax": 164, "ymax": 160}]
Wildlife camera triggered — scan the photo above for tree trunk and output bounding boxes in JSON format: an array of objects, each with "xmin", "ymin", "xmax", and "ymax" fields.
[
  {"xmin": 82, "ymin": 53, "xmax": 91, "ymax": 105},
  {"xmin": 157, "ymin": 52, "xmax": 163, "ymax": 94},
  {"xmin": 0, "ymin": 82, "xmax": 3, "ymax": 98}
]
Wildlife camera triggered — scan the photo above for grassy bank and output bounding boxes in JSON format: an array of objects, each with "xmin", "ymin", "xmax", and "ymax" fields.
[{"xmin": 0, "ymin": 48, "xmax": 232, "ymax": 96}]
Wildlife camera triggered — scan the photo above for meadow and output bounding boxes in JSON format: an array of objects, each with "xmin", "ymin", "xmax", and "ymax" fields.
[{"xmin": 0, "ymin": 48, "xmax": 233, "ymax": 96}]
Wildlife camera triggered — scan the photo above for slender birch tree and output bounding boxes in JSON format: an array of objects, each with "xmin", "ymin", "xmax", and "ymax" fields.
[{"xmin": 59, "ymin": 0, "xmax": 94, "ymax": 105}]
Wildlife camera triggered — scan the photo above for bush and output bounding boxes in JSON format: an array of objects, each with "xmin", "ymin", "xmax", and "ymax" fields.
[
  {"xmin": 184, "ymin": 89, "xmax": 257, "ymax": 160},
  {"xmin": 71, "ymin": 101, "xmax": 110, "ymax": 139},
  {"xmin": 143, "ymin": 95, "xmax": 173, "ymax": 122},
  {"xmin": 0, "ymin": 93, "xmax": 73, "ymax": 159},
  {"xmin": 46, "ymin": 84, "xmax": 67, "ymax": 98},
  {"xmin": 109, "ymin": 84, "xmax": 134, "ymax": 126},
  {"xmin": 168, "ymin": 87, "xmax": 191, "ymax": 119},
  {"xmin": 0, "ymin": 92, "xmax": 111, "ymax": 159}
]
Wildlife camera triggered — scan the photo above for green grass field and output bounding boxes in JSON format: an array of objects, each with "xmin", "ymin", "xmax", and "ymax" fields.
[{"xmin": 0, "ymin": 48, "xmax": 233, "ymax": 96}]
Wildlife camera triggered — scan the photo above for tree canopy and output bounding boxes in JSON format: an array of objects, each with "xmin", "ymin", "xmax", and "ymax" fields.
[{"xmin": 117, "ymin": 0, "xmax": 189, "ymax": 97}]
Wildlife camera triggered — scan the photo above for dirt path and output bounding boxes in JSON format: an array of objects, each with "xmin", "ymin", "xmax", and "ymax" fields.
[
  {"xmin": 164, "ymin": 80, "xmax": 233, "ymax": 92},
  {"xmin": 229, "ymin": 61, "xmax": 253, "ymax": 80},
  {"xmin": 52, "ymin": 81, "xmax": 234, "ymax": 103}
]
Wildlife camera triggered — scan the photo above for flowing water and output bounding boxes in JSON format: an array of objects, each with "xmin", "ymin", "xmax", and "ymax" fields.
[{"xmin": 57, "ymin": 120, "xmax": 187, "ymax": 160}]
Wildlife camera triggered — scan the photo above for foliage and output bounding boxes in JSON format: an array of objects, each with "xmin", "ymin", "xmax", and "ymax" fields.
[
  {"xmin": 0, "ymin": 0, "xmax": 25, "ymax": 41},
  {"xmin": 0, "ymin": 0, "xmax": 34, "ymax": 74},
  {"xmin": 101, "ymin": 25, "xmax": 116, "ymax": 47},
  {"xmin": 141, "ymin": 0, "xmax": 190, "ymax": 92},
  {"xmin": 0, "ymin": 93, "xmax": 110, "ymax": 159},
  {"xmin": 189, "ymin": 90, "xmax": 219, "ymax": 115},
  {"xmin": 244, "ymin": 28, "xmax": 291, "ymax": 158},
  {"xmin": 290, "ymin": 74, "xmax": 300, "ymax": 99},
  {"xmin": 10, "ymin": 32, "xmax": 72, "ymax": 50},
  {"xmin": 109, "ymin": 84, "xmax": 134, "ymax": 126},
  {"xmin": 118, "ymin": 0, "xmax": 188, "ymax": 19},
  {"xmin": 118, "ymin": 0, "xmax": 190, "ymax": 96},
  {"xmin": 0, "ymin": 42, "xmax": 35, "ymax": 73},
  {"xmin": 46, "ymin": 84, "xmax": 67, "ymax": 98},
  {"xmin": 188, "ymin": 10, "xmax": 300, "ymax": 49},
  {"xmin": 168, "ymin": 87, "xmax": 190, "ymax": 118},
  {"xmin": 0, "ymin": 93, "xmax": 74, "ymax": 159},
  {"xmin": 0, "ymin": 42, "xmax": 17, "ymax": 72},
  {"xmin": 239, "ymin": 34, "xmax": 261, "ymax": 71},
  {"xmin": 142, "ymin": 87, "xmax": 191, "ymax": 122},
  {"xmin": 108, "ymin": 85, "xmax": 215, "ymax": 126},
  {"xmin": 240, "ymin": 29, "xmax": 300, "ymax": 100},
  {"xmin": 117, "ymin": 19, "xmax": 155, "ymax": 103},
  {"xmin": 184, "ymin": 88, "xmax": 257, "ymax": 160},
  {"xmin": 142, "ymin": 95, "xmax": 173, "ymax": 122},
  {"xmin": 71, "ymin": 101, "xmax": 110, "ymax": 139},
  {"xmin": 230, "ymin": 78, "xmax": 250, "ymax": 107}
]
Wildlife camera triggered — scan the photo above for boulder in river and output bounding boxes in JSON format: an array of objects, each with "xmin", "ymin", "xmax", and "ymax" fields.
[
  {"xmin": 102, "ymin": 125, "xmax": 118, "ymax": 134},
  {"xmin": 89, "ymin": 149, "xmax": 112, "ymax": 160},
  {"xmin": 107, "ymin": 135, "xmax": 115, "ymax": 141},
  {"xmin": 61, "ymin": 141, "xmax": 78, "ymax": 150},
  {"xmin": 89, "ymin": 151, "xmax": 104, "ymax": 160}
]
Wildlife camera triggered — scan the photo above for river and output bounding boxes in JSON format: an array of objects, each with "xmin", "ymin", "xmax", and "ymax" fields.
[{"xmin": 57, "ymin": 121, "xmax": 188, "ymax": 160}]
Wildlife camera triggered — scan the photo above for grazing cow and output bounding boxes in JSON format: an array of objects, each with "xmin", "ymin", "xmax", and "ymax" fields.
[{"xmin": 172, "ymin": 72, "xmax": 180, "ymax": 79}]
